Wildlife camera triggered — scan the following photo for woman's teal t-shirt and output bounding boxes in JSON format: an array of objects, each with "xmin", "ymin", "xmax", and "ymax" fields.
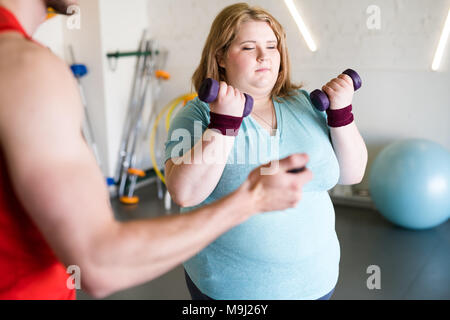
[{"xmin": 164, "ymin": 89, "xmax": 341, "ymax": 299}]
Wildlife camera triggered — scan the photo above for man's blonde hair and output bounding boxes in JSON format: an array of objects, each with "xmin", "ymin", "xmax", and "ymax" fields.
[{"xmin": 192, "ymin": 3, "xmax": 302, "ymax": 100}]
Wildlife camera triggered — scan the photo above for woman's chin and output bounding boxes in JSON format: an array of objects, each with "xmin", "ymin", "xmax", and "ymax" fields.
[{"xmin": 248, "ymin": 80, "xmax": 276, "ymax": 92}]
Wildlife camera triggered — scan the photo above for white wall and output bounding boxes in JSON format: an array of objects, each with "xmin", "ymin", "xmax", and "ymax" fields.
[
  {"xmin": 62, "ymin": 0, "xmax": 110, "ymax": 178},
  {"xmin": 34, "ymin": 15, "xmax": 65, "ymax": 58},
  {"xmin": 147, "ymin": 0, "xmax": 450, "ymax": 191},
  {"xmin": 98, "ymin": 0, "xmax": 150, "ymax": 179}
]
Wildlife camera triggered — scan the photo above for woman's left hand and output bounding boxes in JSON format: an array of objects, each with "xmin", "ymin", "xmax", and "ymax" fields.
[{"xmin": 322, "ymin": 74, "xmax": 354, "ymax": 110}]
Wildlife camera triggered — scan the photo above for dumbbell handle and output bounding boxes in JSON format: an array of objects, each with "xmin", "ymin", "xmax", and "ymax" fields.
[
  {"xmin": 198, "ymin": 78, "xmax": 254, "ymax": 117},
  {"xmin": 310, "ymin": 69, "xmax": 362, "ymax": 111},
  {"xmin": 287, "ymin": 166, "xmax": 306, "ymax": 174}
]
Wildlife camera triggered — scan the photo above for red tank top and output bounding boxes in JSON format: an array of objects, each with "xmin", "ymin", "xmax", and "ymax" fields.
[{"xmin": 0, "ymin": 7, "xmax": 75, "ymax": 300}]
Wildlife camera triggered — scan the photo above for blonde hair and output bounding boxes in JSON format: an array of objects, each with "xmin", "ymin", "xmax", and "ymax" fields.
[{"xmin": 192, "ymin": 3, "xmax": 302, "ymax": 100}]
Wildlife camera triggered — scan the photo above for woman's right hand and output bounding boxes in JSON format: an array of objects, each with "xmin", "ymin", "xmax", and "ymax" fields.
[
  {"xmin": 245, "ymin": 153, "xmax": 314, "ymax": 214},
  {"xmin": 209, "ymin": 82, "xmax": 246, "ymax": 117}
]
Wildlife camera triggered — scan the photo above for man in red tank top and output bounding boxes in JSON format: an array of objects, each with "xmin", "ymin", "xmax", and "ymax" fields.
[
  {"xmin": 0, "ymin": 0, "xmax": 312, "ymax": 300},
  {"xmin": 0, "ymin": 0, "xmax": 78, "ymax": 300}
]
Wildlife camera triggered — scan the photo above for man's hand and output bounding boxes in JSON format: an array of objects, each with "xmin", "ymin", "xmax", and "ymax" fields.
[{"xmin": 244, "ymin": 154, "xmax": 313, "ymax": 215}]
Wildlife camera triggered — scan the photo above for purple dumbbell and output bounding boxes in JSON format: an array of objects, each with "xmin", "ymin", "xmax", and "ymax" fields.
[
  {"xmin": 310, "ymin": 69, "xmax": 362, "ymax": 111},
  {"xmin": 198, "ymin": 78, "xmax": 254, "ymax": 117}
]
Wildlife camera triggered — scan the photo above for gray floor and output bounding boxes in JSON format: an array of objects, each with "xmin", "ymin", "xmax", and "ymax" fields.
[{"xmin": 77, "ymin": 182, "xmax": 450, "ymax": 300}]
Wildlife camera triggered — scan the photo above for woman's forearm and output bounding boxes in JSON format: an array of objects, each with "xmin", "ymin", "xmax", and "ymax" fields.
[
  {"xmin": 166, "ymin": 129, "xmax": 235, "ymax": 206},
  {"xmin": 330, "ymin": 121, "xmax": 368, "ymax": 185}
]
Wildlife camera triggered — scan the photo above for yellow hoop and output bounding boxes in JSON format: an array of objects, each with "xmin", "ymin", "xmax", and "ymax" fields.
[{"xmin": 149, "ymin": 93, "xmax": 197, "ymax": 185}]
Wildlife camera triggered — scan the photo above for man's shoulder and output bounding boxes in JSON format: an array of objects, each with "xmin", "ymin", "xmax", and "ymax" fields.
[
  {"xmin": 0, "ymin": 35, "xmax": 77, "ymax": 111},
  {"xmin": 0, "ymin": 34, "xmax": 63, "ymax": 78},
  {"xmin": 0, "ymin": 35, "xmax": 82, "ymax": 137}
]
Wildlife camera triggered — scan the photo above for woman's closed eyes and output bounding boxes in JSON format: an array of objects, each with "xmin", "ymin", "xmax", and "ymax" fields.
[{"xmin": 242, "ymin": 46, "xmax": 277, "ymax": 50}]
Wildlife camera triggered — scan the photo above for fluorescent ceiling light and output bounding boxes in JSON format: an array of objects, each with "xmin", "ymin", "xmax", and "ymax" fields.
[
  {"xmin": 284, "ymin": 0, "xmax": 317, "ymax": 52},
  {"xmin": 432, "ymin": 8, "xmax": 450, "ymax": 71}
]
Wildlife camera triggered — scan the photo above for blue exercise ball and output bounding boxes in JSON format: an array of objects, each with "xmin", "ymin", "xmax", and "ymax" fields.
[{"xmin": 369, "ymin": 139, "xmax": 450, "ymax": 230}]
